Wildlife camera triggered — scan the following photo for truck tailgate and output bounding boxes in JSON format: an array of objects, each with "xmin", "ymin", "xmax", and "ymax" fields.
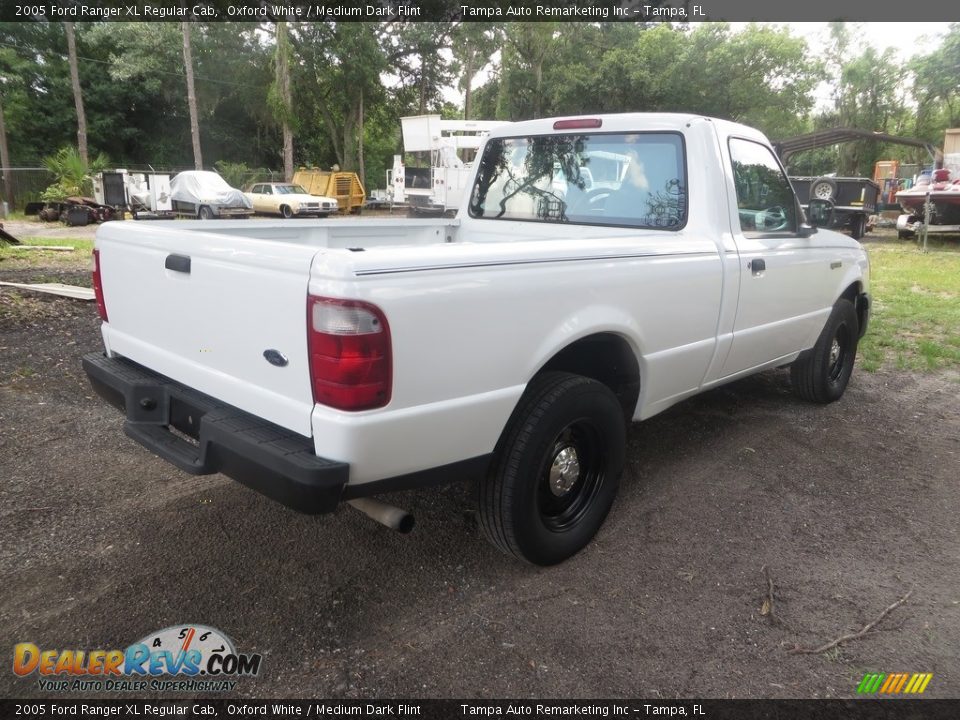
[{"xmin": 95, "ymin": 222, "xmax": 320, "ymax": 438}]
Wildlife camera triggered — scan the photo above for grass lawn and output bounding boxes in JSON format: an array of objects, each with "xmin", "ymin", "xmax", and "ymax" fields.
[
  {"xmin": 0, "ymin": 236, "xmax": 93, "ymax": 270},
  {"xmin": 859, "ymin": 238, "xmax": 960, "ymax": 372},
  {"xmin": 1, "ymin": 236, "xmax": 93, "ymax": 251}
]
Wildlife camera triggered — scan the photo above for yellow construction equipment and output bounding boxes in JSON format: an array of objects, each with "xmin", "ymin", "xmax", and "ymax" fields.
[{"xmin": 292, "ymin": 168, "xmax": 365, "ymax": 214}]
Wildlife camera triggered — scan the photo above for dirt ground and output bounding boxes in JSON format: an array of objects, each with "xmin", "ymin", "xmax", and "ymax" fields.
[
  {"xmin": 1, "ymin": 239, "xmax": 958, "ymax": 701},
  {"xmin": 1, "ymin": 218, "xmax": 100, "ymax": 241}
]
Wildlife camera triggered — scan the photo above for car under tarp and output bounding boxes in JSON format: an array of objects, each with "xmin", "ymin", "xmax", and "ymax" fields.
[{"xmin": 170, "ymin": 171, "xmax": 252, "ymax": 209}]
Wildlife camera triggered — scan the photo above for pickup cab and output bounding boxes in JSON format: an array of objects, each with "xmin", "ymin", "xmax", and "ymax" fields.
[{"xmin": 84, "ymin": 114, "xmax": 870, "ymax": 565}]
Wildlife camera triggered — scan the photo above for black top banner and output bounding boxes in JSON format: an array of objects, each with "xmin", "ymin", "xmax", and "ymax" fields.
[
  {"xmin": 0, "ymin": 0, "xmax": 956, "ymax": 22},
  {"xmin": 4, "ymin": 699, "xmax": 960, "ymax": 720}
]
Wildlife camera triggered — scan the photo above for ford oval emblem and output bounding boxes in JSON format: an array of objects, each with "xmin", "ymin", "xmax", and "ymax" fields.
[{"xmin": 263, "ymin": 349, "xmax": 289, "ymax": 367}]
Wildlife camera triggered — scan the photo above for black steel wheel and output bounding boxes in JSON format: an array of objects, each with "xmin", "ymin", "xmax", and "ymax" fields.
[
  {"xmin": 478, "ymin": 372, "xmax": 625, "ymax": 566},
  {"xmin": 791, "ymin": 299, "xmax": 859, "ymax": 403}
]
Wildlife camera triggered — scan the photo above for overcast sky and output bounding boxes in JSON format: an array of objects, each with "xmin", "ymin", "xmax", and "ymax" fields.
[{"xmin": 738, "ymin": 22, "xmax": 948, "ymax": 60}]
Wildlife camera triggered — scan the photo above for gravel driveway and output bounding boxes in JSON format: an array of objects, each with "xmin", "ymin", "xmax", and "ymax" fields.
[{"xmin": 1, "ymin": 263, "xmax": 958, "ymax": 700}]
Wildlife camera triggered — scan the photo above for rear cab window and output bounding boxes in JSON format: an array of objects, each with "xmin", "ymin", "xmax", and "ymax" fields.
[{"xmin": 468, "ymin": 132, "xmax": 687, "ymax": 230}]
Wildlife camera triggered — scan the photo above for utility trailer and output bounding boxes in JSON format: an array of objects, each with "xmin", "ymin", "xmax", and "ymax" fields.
[
  {"xmin": 790, "ymin": 176, "xmax": 879, "ymax": 240},
  {"xmin": 389, "ymin": 115, "xmax": 505, "ymax": 214}
]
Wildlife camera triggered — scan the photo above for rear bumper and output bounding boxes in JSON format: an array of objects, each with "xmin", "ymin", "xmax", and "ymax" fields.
[
  {"xmin": 82, "ymin": 353, "xmax": 348, "ymax": 514},
  {"xmin": 215, "ymin": 207, "xmax": 254, "ymax": 218}
]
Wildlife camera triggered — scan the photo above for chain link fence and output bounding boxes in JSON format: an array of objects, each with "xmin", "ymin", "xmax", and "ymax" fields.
[
  {"xmin": 1, "ymin": 166, "xmax": 298, "ymax": 214},
  {"xmin": 1, "ymin": 168, "xmax": 55, "ymax": 213}
]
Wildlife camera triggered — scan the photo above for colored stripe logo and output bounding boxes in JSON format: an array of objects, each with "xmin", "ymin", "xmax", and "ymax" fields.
[{"xmin": 857, "ymin": 672, "xmax": 933, "ymax": 694}]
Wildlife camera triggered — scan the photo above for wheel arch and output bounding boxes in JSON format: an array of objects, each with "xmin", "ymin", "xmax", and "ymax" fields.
[
  {"xmin": 533, "ymin": 332, "xmax": 641, "ymax": 422},
  {"xmin": 839, "ymin": 279, "xmax": 869, "ymax": 338}
]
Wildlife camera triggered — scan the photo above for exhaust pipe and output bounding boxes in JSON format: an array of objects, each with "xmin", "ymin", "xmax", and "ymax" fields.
[{"xmin": 347, "ymin": 498, "xmax": 415, "ymax": 534}]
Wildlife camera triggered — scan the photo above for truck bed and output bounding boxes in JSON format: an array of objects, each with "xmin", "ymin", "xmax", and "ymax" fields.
[{"xmin": 132, "ymin": 217, "xmax": 459, "ymax": 249}]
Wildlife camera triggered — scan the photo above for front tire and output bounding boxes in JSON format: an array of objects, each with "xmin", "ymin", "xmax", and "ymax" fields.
[
  {"xmin": 790, "ymin": 299, "xmax": 859, "ymax": 403},
  {"xmin": 478, "ymin": 372, "xmax": 626, "ymax": 566},
  {"xmin": 280, "ymin": 204, "xmax": 293, "ymax": 219},
  {"xmin": 198, "ymin": 206, "xmax": 213, "ymax": 220}
]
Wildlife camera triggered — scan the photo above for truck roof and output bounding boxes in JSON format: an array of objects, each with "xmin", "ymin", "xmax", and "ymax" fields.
[{"xmin": 487, "ymin": 113, "xmax": 770, "ymax": 145}]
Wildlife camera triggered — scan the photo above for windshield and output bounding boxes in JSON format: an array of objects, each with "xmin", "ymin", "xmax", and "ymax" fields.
[
  {"xmin": 275, "ymin": 185, "xmax": 309, "ymax": 195},
  {"xmin": 468, "ymin": 132, "xmax": 686, "ymax": 229}
]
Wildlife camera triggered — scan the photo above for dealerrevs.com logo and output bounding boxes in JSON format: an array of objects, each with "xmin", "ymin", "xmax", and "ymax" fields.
[
  {"xmin": 13, "ymin": 624, "xmax": 262, "ymax": 692},
  {"xmin": 857, "ymin": 672, "xmax": 934, "ymax": 695}
]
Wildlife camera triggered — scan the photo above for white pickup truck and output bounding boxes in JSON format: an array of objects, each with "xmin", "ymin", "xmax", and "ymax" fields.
[{"xmin": 84, "ymin": 114, "xmax": 870, "ymax": 565}]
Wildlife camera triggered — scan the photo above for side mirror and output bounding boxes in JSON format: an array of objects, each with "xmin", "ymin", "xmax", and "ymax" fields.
[{"xmin": 806, "ymin": 198, "xmax": 835, "ymax": 229}]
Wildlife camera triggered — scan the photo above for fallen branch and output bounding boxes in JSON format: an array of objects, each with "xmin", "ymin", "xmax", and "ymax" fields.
[
  {"xmin": 789, "ymin": 589, "xmax": 913, "ymax": 655},
  {"xmin": 760, "ymin": 565, "xmax": 778, "ymax": 624}
]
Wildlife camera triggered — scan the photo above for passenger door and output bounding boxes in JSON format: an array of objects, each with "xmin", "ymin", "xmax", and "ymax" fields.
[
  {"xmin": 719, "ymin": 137, "xmax": 834, "ymax": 377},
  {"xmin": 250, "ymin": 185, "xmax": 272, "ymax": 213}
]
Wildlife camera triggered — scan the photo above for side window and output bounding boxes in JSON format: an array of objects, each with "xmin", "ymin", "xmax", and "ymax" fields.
[
  {"xmin": 729, "ymin": 138, "xmax": 797, "ymax": 236},
  {"xmin": 251, "ymin": 185, "xmax": 262, "ymax": 194},
  {"xmin": 262, "ymin": 185, "xmax": 273, "ymax": 195}
]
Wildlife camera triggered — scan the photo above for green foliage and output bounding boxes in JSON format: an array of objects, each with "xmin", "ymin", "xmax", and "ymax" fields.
[
  {"xmin": 911, "ymin": 23, "xmax": 960, "ymax": 141},
  {"xmin": 475, "ymin": 23, "xmax": 818, "ymax": 140},
  {"xmin": 213, "ymin": 159, "xmax": 255, "ymax": 189},
  {"xmin": 40, "ymin": 146, "xmax": 108, "ymax": 200},
  {"xmin": 2, "ymin": 20, "xmax": 958, "ymax": 195}
]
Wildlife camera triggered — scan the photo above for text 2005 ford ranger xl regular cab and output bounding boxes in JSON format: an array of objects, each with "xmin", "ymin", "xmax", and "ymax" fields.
[{"xmin": 84, "ymin": 114, "xmax": 870, "ymax": 565}]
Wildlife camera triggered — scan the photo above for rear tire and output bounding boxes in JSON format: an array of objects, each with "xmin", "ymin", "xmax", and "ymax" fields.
[
  {"xmin": 477, "ymin": 372, "xmax": 625, "ymax": 566},
  {"xmin": 790, "ymin": 299, "xmax": 859, "ymax": 403},
  {"xmin": 198, "ymin": 206, "xmax": 213, "ymax": 220},
  {"xmin": 851, "ymin": 215, "xmax": 866, "ymax": 240}
]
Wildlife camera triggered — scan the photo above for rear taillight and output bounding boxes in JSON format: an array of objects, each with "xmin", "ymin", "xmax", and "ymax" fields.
[
  {"xmin": 92, "ymin": 249, "xmax": 108, "ymax": 322},
  {"xmin": 308, "ymin": 296, "xmax": 391, "ymax": 411}
]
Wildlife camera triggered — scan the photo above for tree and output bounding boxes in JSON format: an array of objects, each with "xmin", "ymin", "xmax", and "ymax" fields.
[
  {"xmin": 450, "ymin": 23, "xmax": 505, "ymax": 121},
  {"xmin": 814, "ymin": 24, "xmax": 909, "ymax": 174},
  {"xmin": 496, "ymin": 23, "xmax": 561, "ymax": 120},
  {"xmin": 271, "ymin": 21, "xmax": 294, "ymax": 181},
  {"xmin": 86, "ymin": 22, "xmax": 276, "ymax": 169},
  {"xmin": 672, "ymin": 24, "xmax": 819, "ymax": 138},
  {"xmin": 473, "ymin": 22, "xmax": 818, "ymax": 138},
  {"xmin": 393, "ymin": 24, "xmax": 455, "ymax": 116},
  {"xmin": 912, "ymin": 23, "xmax": 960, "ymax": 141},
  {"xmin": 291, "ymin": 23, "xmax": 388, "ymax": 175},
  {"xmin": 182, "ymin": 22, "xmax": 203, "ymax": 169},
  {"xmin": 0, "ymin": 44, "xmax": 26, "ymax": 212},
  {"xmin": 0, "ymin": 98, "xmax": 10, "ymax": 214},
  {"xmin": 63, "ymin": 22, "xmax": 88, "ymax": 166}
]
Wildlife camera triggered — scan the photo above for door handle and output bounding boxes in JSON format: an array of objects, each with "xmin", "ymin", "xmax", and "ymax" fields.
[
  {"xmin": 165, "ymin": 254, "xmax": 191, "ymax": 273},
  {"xmin": 749, "ymin": 258, "xmax": 766, "ymax": 274}
]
